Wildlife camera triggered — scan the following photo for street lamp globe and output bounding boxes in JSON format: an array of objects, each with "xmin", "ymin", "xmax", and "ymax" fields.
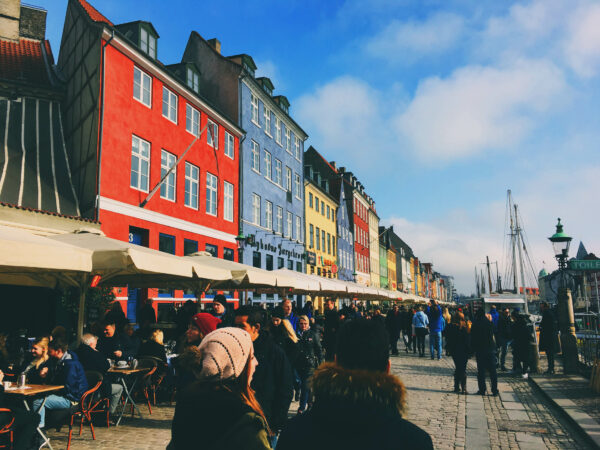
[{"xmin": 548, "ymin": 218, "xmax": 572, "ymax": 259}]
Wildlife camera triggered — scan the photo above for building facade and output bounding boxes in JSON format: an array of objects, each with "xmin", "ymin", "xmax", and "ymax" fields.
[
  {"xmin": 387, "ymin": 248, "xmax": 397, "ymax": 291},
  {"xmin": 368, "ymin": 203, "xmax": 380, "ymax": 288},
  {"xmin": 379, "ymin": 245, "xmax": 388, "ymax": 288}
]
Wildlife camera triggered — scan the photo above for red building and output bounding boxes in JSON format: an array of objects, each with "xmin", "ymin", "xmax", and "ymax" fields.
[{"xmin": 58, "ymin": 0, "xmax": 244, "ymax": 320}]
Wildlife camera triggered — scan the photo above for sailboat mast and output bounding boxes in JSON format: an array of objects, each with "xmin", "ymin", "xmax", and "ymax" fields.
[
  {"xmin": 515, "ymin": 205, "xmax": 529, "ymax": 313},
  {"xmin": 486, "ymin": 256, "xmax": 493, "ymax": 294},
  {"xmin": 509, "ymin": 191, "xmax": 519, "ymax": 293}
]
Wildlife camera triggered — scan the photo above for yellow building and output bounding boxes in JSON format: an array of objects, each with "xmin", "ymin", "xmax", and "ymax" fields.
[
  {"xmin": 368, "ymin": 203, "xmax": 380, "ymax": 288},
  {"xmin": 387, "ymin": 248, "xmax": 397, "ymax": 291}
]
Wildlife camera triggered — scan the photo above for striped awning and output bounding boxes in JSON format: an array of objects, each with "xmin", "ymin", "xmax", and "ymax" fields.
[{"xmin": 0, "ymin": 97, "xmax": 80, "ymax": 217}]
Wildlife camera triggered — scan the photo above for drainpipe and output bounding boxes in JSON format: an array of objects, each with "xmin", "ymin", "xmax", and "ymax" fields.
[
  {"xmin": 238, "ymin": 72, "xmax": 247, "ymax": 266},
  {"xmin": 96, "ymin": 29, "xmax": 115, "ymax": 222}
]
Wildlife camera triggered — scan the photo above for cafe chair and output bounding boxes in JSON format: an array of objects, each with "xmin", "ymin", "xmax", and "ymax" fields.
[
  {"xmin": 84, "ymin": 371, "xmax": 110, "ymax": 428},
  {"xmin": 134, "ymin": 358, "xmax": 157, "ymax": 415},
  {"xmin": 67, "ymin": 371, "xmax": 102, "ymax": 450},
  {"xmin": 144, "ymin": 356, "xmax": 169, "ymax": 405},
  {"xmin": 0, "ymin": 408, "xmax": 15, "ymax": 449}
]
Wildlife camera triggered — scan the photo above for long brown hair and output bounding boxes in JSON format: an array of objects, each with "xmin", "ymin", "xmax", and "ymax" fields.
[
  {"xmin": 32, "ymin": 337, "xmax": 50, "ymax": 368},
  {"xmin": 232, "ymin": 356, "xmax": 272, "ymax": 436},
  {"xmin": 451, "ymin": 312, "xmax": 467, "ymax": 330}
]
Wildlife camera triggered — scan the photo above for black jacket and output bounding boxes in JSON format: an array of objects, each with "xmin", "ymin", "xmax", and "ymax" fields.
[
  {"xmin": 97, "ymin": 333, "xmax": 133, "ymax": 361},
  {"xmin": 168, "ymin": 381, "xmax": 270, "ymax": 450},
  {"xmin": 138, "ymin": 340, "xmax": 167, "ymax": 363},
  {"xmin": 512, "ymin": 314, "xmax": 534, "ymax": 360},
  {"xmin": 271, "ymin": 326, "xmax": 298, "ymax": 364},
  {"xmin": 539, "ymin": 309, "xmax": 559, "ymax": 353},
  {"xmin": 470, "ymin": 316, "xmax": 496, "ymax": 354},
  {"xmin": 322, "ymin": 310, "xmax": 340, "ymax": 354},
  {"xmin": 497, "ymin": 315, "xmax": 512, "ymax": 341},
  {"xmin": 294, "ymin": 328, "xmax": 322, "ymax": 374},
  {"xmin": 277, "ymin": 362, "xmax": 433, "ymax": 450},
  {"xmin": 251, "ymin": 332, "xmax": 294, "ymax": 431},
  {"xmin": 445, "ymin": 324, "xmax": 470, "ymax": 357},
  {"xmin": 19, "ymin": 355, "xmax": 53, "ymax": 385},
  {"xmin": 385, "ymin": 311, "xmax": 402, "ymax": 336}
]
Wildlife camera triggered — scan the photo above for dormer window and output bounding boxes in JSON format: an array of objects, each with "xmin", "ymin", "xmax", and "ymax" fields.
[
  {"xmin": 140, "ymin": 26, "xmax": 156, "ymax": 59},
  {"xmin": 263, "ymin": 84, "xmax": 272, "ymax": 96},
  {"xmin": 280, "ymin": 103, "xmax": 289, "ymax": 114},
  {"xmin": 243, "ymin": 63, "xmax": 255, "ymax": 77},
  {"xmin": 187, "ymin": 67, "xmax": 199, "ymax": 93}
]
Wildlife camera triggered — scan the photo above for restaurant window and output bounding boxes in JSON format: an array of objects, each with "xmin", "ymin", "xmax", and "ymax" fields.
[
  {"xmin": 223, "ymin": 248, "xmax": 234, "ymax": 261},
  {"xmin": 266, "ymin": 254, "xmax": 273, "ymax": 271},
  {"xmin": 317, "ymin": 267, "xmax": 321, "ymax": 276},
  {"xmin": 205, "ymin": 243, "xmax": 218, "ymax": 257},
  {"xmin": 253, "ymin": 251, "xmax": 261, "ymax": 268},
  {"xmin": 133, "ymin": 67, "xmax": 151, "ymax": 107},
  {"xmin": 287, "ymin": 260, "xmax": 293, "ymax": 270},
  {"xmin": 278, "ymin": 257, "xmax": 284, "ymax": 269},
  {"xmin": 296, "ymin": 261, "xmax": 303, "ymax": 272},
  {"xmin": 183, "ymin": 239, "xmax": 198, "ymax": 256},
  {"xmin": 158, "ymin": 233, "xmax": 175, "ymax": 297}
]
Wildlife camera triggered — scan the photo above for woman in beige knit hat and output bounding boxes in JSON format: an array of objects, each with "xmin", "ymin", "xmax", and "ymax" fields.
[{"xmin": 168, "ymin": 327, "xmax": 271, "ymax": 450}]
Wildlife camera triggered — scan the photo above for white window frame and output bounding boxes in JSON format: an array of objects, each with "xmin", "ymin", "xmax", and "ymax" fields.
[
  {"xmin": 265, "ymin": 201, "xmax": 273, "ymax": 230},
  {"xmin": 186, "ymin": 103, "xmax": 200, "ymax": 137},
  {"xmin": 252, "ymin": 194, "xmax": 261, "ymax": 226},
  {"xmin": 207, "ymin": 119, "xmax": 218, "ymax": 149},
  {"xmin": 140, "ymin": 27, "xmax": 156, "ymax": 59},
  {"xmin": 224, "ymin": 131, "xmax": 234, "ymax": 159},
  {"xmin": 285, "ymin": 129, "xmax": 291, "ymax": 153},
  {"xmin": 264, "ymin": 150, "xmax": 272, "ymax": 180},
  {"xmin": 295, "ymin": 216, "xmax": 301, "ymax": 241},
  {"xmin": 160, "ymin": 150, "xmax": 176, "ymax": 202},
  {"xmin": 264, "ymin": 107, "xmax": 271, "ymax": 136},
  {"xmin": 294, "ymin": 136, "xmax": 301, "ymax": 160},
  {"xmin": 162, "ymin": 86, "xmax": 177, "ymax": 123},
  {"xmin": 251, "ymin": 93, "xmax": 260, "ymax": 126},
  {"xmin": 206, "ymin": 172, "xmax": 218, "ymax": 216},
  {"xmin": 130, "ymin": 135, "xmax": 150, "ymax": 192},
  {"xmin": 187, "ymin": 67, "xmax": 199, "ymax": 92},
  {"xmin": 275, "ymin": 117, "xmax": 282, "ymax": 145},
  {"xmin": 133, "ymin": 67, "xmax": 152, "ymax": 108},
  {"xmin": 294, "ymin": 173, "xmax": 301, "ymax": 199},
  {"xmin": 285, "ymin": 167, "xmax": 292, "ymax": 192},
  {"xmin": 276, "ymin": 206, "xmax": 283, "ymax": 234},
  {"xmin": 184, "ymin": 162, "xmax": 199, "ymax": 209},
  {"xmin": 286, "ymin": 211, "xmax": 292, "ymax": 238},
  {"xmin": 251, "ymin": 140, "xmax": 260, "ymax": 173},
  {"xmin": 274, "ymin": 159, "xmax": 282, "ymax": 186},
  {"xmin": 224, "ymin": 181, "xmax": 234, "ymax": 222}
]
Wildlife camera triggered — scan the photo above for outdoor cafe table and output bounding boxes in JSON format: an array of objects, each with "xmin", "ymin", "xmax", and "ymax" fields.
[
  {"xmin": 108, "ymin": 367, "xmax": 149, "ymax": 426},
  {"xmin": 3, "ymin": 383, "xmax": 64, "ymax": 450}
]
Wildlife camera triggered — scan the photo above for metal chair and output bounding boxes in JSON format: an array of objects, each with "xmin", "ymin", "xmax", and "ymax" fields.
[
  {"xmin": 67, "ymin": 371, "xmax": 102, "ymax": 449},
  {"xmin": 0, "ymin": 408, "xmax": 15, "ymax": 450},
  {"xmin": 84, "ymin": 371, "xmax": 110, "ymax": 428},
  {"xmin": 134, "ymin": 358, "xmax": 157, "ymax": 414}
]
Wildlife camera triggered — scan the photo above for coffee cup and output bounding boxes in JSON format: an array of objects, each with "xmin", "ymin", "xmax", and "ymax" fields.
[{"xmin": 3, "ymin": 381, "xmax": 11, "ymax": 390}]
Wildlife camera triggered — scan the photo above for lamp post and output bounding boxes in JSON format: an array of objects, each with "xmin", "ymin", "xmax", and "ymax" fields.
[{"xmin": 548, "ymin": 218, "xmax": 578, "ymax": 373}]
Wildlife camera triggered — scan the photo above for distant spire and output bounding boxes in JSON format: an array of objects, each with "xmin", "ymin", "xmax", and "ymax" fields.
[{"xmin": 576, "ymin": 241, "xmax": 588, "ymax": 260}]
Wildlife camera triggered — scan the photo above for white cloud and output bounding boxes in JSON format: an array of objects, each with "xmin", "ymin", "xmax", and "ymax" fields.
[
  {"xmin": 563, "ymin": 3, "xmax": 600, "ymax": 78},
  {"xmin": 394, "ymin": 60, "xmax": 566, "ymax": 161},
  {"xmin": 364, "ymin": 12, "xmax": 465, "ymax": 61}
]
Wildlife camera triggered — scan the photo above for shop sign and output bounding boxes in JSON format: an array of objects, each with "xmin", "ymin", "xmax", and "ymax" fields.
[
  {"xmin": 306, "ymin": 251, "xmax": 317, "ymax": 265},
  {"xmin": 249, "ymin": 237, "xmax": 304, "ymax": 260}
]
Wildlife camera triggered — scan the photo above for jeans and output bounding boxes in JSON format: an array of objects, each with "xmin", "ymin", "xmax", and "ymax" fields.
[
  {"xmin": 429, "ymin": 331, "xmax": 442, "ymax": 359},
  {"xmin": 389, "ymin": 333, "xmax": 400, "ymax": 355},
  {"xmin": 475, "ymin": 352, "xmax": 498, "ymax": 394},
  {"xmin": 452, "ymin": 354, "xmax": 468, "ymax": 389},
  {"xmin": 33, "ymin": 394, "xmax": 71, "ymax": 428},
  {"xmin": 498, "ymin": 339, "xmax": 511, "ymax": 369},
  {"xmin": 298, "ymin": 372, "xmax": 311, "ymax": 412},
  {"xmin": 109, "ymin": 383, "xmax": 124, "ymax": 414},
  {"xmin": 415, "ymin": 328, "xmax": 427, "ymax": 355}
]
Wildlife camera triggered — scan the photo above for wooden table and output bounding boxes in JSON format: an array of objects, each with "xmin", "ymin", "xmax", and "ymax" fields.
[
  {"xmin": 4, "ymin": 384, "xmax": 64, "ymax": 450},
  {"xmin": 108, "ymin": 367, "xmax": 148, "ymax": 426}
]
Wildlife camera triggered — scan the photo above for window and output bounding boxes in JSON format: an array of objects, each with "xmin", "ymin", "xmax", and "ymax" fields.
[
  {"xmin": 187, "ymin": 67, "xmax": 199, "ymax": 92},
  {"xmin": 274, "ymin": 159, "xmax": 282, "ymax": 186},
  {"xmin": 275, "ymin": 117, "xmax": 282, "ymax": 144},
  {"xmin": 288, "ymin": 260, "xmax": 293, "ymax": 270},
  {"xmin": 251, "ymin": 141, "xmax": 260, "ymax": 172},
  {"xmin": 286, "ymin": 212, "xmax": 292, "ymax": 238},
  {"xmin": 309, "ymin": 224, "xmax": 314, "ymax": 248},
  {"xmin": 278, "ymin": 257, "xmax": 285, "ymax": 269},
  {"xmin": 327, "ymin": 233, "xmax": 331, "ymax": 254},
  {"xmin": 183, "ymin": 239, "xmax": 198, "ymax": 256},
  {"xmin": 294, "ymin": 136, "xmax": 301, "ymax": 159},
  {"xmin": 252, "ymin": 194, "xmax": 260, "ymax": 225},
  {"xmin": 266, "ymin": 254, "xmax": 273, "ymax": 271},
  {"xmin": 314, "ymin": 196, "xmax": 319, "ymax": 210},
  {"xmin": 265, "ymin": 201, "xmax": 273, "ymax": 230},
  {"xmin": 140, "ymin": 27, "xmax": 156, "ymax": 59},
  {"xmin": 286, "ymin": 167, "xmax": 292, "ymax": 191},
  {"xmin": 276, "ymin": 206, "xmax": 283, "ymax": 234},
  {"xmin": 309, "ymin": 192, "xmax": 313, "ymax": 208},
  {"xmin": 223, "ymin": 248, "xmax": 234, "ymax": 261},
  {"xmin": 321, "ymin": 201, "xmax": 325, "ymax": 215},
  {"xmin": 296, "ymin": 261, "xmax": 303, "ymax": 272},
  {"xmin": 158, "ymin": 233, "xmax": 175, "ymax": 296},
  {"xmin": 207, "ymin": 119, "xmax": 218, "ymax": 148},
  {"xmin": 184, "ymin": 162, "xmax": 199, "ymax": 209},
  {"xmin": 316, "ymin": 227, "xmax": 320, "ymax": 250},
  {"xmin": 285, "ymin": 129, "xmax": 291, "ymax": 153},
  {"xmin": 295, "ymin": 216, "xmax": 301, "ymax": 241},
  {"xmin": 294, "ymin": 173, "xmax": 301, "ymax": 199},
  {"xmin": 251, "ymin": 94, "xmax": 259, "ymax": 125},
  {"xmin": 322, "ymin": 230, "xmax": 326, "ymax": 253},
  {"xmin": 131, "ymin": 135, "xmax": 150, "ymax": 192},
  {"xmin": 224, "ymin": 132, "xmax": 234, "ymax": 159},
  {"xmin": 162, "ymin": 87, "xmax": 177, "ymax": 123},
  {"xmin": 224, "ymin": 181, "xmax": 234, "ymax": 222},
  {"xmin": 186, "ymin": 104, "xmax": 200, "ymax": 136},
  {"xmin": 206, "ymin": 172, "xmax": 217, "ymax": 216},
  {"xmin": 264, "ymin": 108, "xmax": 271, "ymax": 135},
  {"xmin": 327, "ymin": 205, "xmax": 330, "ymax": 219},
  {"xmin": 133, "ymin": 67, "xmax": 151, "ymax": 107},
  {"xmin": 253, "ymin": 251, "xmax": 261, "ymax": 268},
  {"xmin": 203, "ymin": 244, "xmax": 218, "ymax": 258},
  {"xmin": 263, "ymin": 151, "xmax": 272, "ymax": 179}
]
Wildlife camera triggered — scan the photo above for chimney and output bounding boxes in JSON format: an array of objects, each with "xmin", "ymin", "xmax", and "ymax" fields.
[
  {"xmin": 329, "ymin": 161, "xmax": 336, "ymax": 169},
  {"xmin": 207, "ymin": 38, "xmax": 221, "ymax": 54},
  {"xmin": 19, "ymin": 4, "xmax": 46, "ymax": 40},
  {"xmin": 0, "ymin": 0, "xmax": 21, "ymax": 41}
]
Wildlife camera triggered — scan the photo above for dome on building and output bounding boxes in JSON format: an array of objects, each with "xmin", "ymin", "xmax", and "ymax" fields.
[{"xmin": 539, "ymin": 268, "xmax": 548, "ymax": 278}]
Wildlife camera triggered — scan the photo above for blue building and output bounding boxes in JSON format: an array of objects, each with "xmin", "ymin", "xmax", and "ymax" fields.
[{"xmin": 182, "ymin": 35, "xmax": 307, "ymax": 303}]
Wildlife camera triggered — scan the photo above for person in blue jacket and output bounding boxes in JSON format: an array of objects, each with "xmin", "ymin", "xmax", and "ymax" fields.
[
  {"xmin": 426, "ymin": 300, "xmax": 444, "ymax": 360},
  {"xmin": 33, "ymin": 339, "xmax": 88, "ymax": 429},
  {"xmin": 412, "ymin": 307, "xmax": 429, "ymax": 357}
]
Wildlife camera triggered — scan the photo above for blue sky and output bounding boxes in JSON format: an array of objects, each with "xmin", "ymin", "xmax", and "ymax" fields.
[{"xmin": 39, "ymin": 0, "xmax": 600, "ymax": 293}]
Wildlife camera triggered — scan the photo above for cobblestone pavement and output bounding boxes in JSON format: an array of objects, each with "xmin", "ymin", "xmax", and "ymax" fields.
[{"xmin": 45, "ymin": 350, "xmax": 594, "ymax": 449}]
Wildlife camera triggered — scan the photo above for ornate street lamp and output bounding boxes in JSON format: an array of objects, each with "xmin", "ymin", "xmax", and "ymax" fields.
[{"xmin": 548, "ymin": 218, "xmax": 577, "ymax": 373}]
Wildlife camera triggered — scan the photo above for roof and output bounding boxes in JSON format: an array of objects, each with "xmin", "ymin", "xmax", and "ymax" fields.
[
  {"xmin": 115, "ymin": 20, "xmax": 160, "ymax": 38},
  {"xmin": 0, "ymin": 38, "xmax": 55, "ymax": 88},
  {"xmin": 78, "ymin": 0, "xmax": 113, "ymax": 26},
  {"xmin": 539, "ymin": 268, "xmax": 548, "ymax": 278}
]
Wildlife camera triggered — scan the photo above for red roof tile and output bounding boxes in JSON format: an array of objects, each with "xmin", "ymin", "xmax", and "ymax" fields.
[
  {"xmin": 0, "ymin": 38, "xmax": 52, "ymax": 87},
  {"xmin": 78, "ymin": 0, "xmax": 113, "ymax": 26}
]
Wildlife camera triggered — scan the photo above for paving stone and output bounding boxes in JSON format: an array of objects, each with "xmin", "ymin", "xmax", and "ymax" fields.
[
  {"xmin": 502, "ymin": 401, "xmax": 526, "ymax": 410},
  {"xmin": 506, "ymin": 410, "xmax": 530, "ymax": 421}
]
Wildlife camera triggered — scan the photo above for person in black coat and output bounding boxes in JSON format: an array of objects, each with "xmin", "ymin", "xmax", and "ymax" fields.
[
  {"xmin": 470, "ymin": 309, "xmax": 498, "ymax": 396},
  {"xmin": 322, "ymin": 299, "xmax": 340, "ymax": 362},
  {"xmin": 445, "ymin": 312, "xmax": 471, "ymax": 394},
  {"xmin": 385, "ymin": 305, "xmax": 403, "ymax": 356},
  {"xmin": 97, "ymin": 321, "xmax": 133, "ymax": 362},
  {"xmin": 294, "ymin": 315, "xmax": 322, "ymax": 414},
  {"xmin": 511, "ymin": 309, "xmax": 533, "ymax": 377},
  {"xmin": 270, "ymin": 307, "xmax": 298, "ymax": 365},
  {"xmin": 401, "ymin": 307, "xmax": 415, "ymax": 353},
  {"xmin": 234, "ymin": 306, "xmax": 293, "ymax": 443},
  {"xmin": 138, "ymin": 329, "xmax": 167, "ymax": 364},
  {"xmin": 278, "ymin": 319, "xmax": 433, "ymax": 450},
  {"xmin": 496, "ymin": 308, "xmax": 512, "ymax": 371},
  {"xmin": 539, "ymin": 302, "xmax": 559, "ymax": 374},
  {"xmin": 0, "ymin": 370, "xmax": 41, "ymax": 450}
]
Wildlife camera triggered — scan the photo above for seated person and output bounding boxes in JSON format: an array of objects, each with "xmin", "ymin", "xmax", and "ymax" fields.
[
  {"xmin": 75, "ymin": 334, "xmax": 123, "ymax": 418},
  {"xmin": 97, "ymin": 321, "xmax": 132, "ymax": 362},
  {"xmin": 138, "ymin": 330, "xmax": 167, "ymax": 364},
  {"xmin": 122, "ymin": 324, "xmax": 141, "ymax": 357},
  {"xmin": 0, "ymin": 370, "xmax": 40, "ymax": 450},
  {"xmin": 19, "ymin": 337, "xmax": 53, "ymax": 385},
  {"xmin": 32, "ymin": 340, "xmax": 88, "ymax": 429}
]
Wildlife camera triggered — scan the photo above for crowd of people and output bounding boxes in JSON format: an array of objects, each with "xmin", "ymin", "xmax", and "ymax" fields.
[{"xmin": 0, "ymin": 294, "xmax": 560, "ymax": 449}]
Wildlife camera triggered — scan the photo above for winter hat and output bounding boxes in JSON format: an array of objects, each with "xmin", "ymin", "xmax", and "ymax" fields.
[
  {"xmin": 213, "ymin": 294, "xmax": 228, "ymax": 308},
  {"xmin": 272, "ymin": 306, "xmax": 285, "ymax": 319},
  {"xmin": 197, "ymin": 327, "xmax": 253, "ymax": 381},
  {"xmin": 191, "ymin": 313, "xmax": 221, "ymax": 336}
]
